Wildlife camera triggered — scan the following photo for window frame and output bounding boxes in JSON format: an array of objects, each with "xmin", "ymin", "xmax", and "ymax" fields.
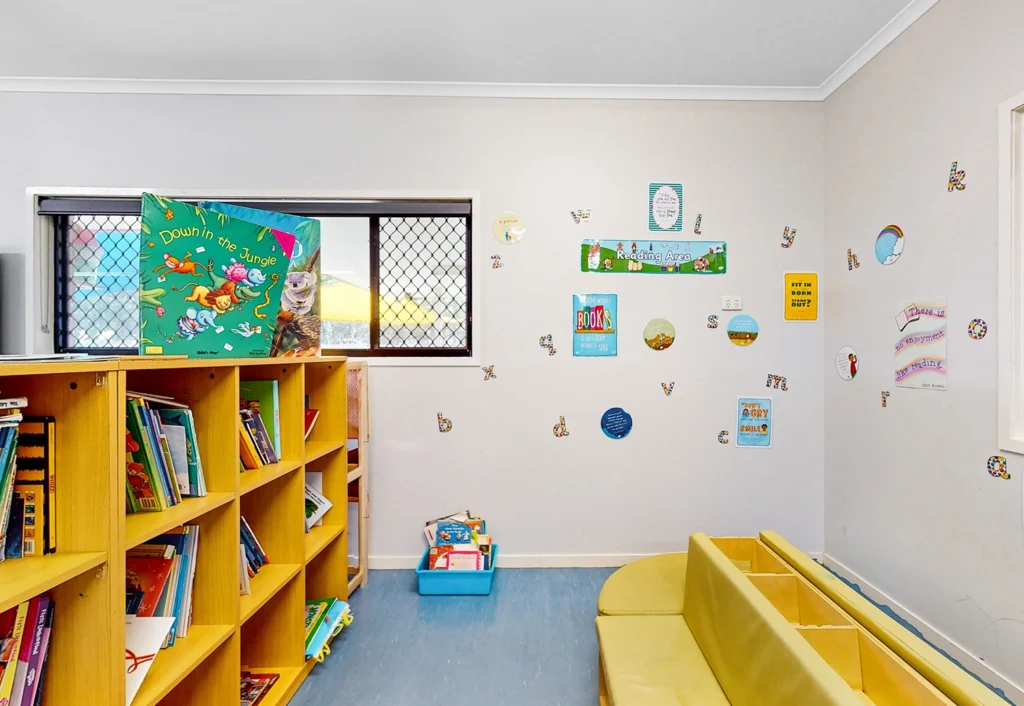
[
  {"xmin": 29, "ymin": 188, "xmax": 483, "ymax": 367},
  {"xmin": 998, "ymin": 93, "xmax": 1024, "ymax": 454}
]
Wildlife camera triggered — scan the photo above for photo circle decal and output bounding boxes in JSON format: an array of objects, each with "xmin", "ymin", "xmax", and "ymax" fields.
[
  {"xmin": 600, "ymin": 407, "xmax": 633, "ymax": 440},
  {"xmin": 836, "ymin": 346, "xmax": 858, "ymax": 381},
  {"xmin": 967, "ymin": 318, "xmax": 988, "ymax": 340},
  {"xmin": 643, "ymin": 318, "xmax": 676, "ymax": 351},
  {"xmin": 874, "ymin": 225, "xmax": 904, "ymax": 266},
  {"xmin": 726, "ymin": 314, "xmax": 759, "ymax": 347},
  {"xmin": 492, "ymin": 212, "xmax": 525, "ymax": 244}
]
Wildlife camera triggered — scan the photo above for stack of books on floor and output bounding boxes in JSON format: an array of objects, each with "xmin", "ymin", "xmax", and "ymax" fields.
[
  {"xmin": 239, "ymin": 382, "xmax": 281, "ymax": 470},
  {"xmin": 240, "ymin": 671, "xmax": 279, "ymax": 705},
  {"xmin": 424, "ymin": 511, "xmax": 494, "ymax": 570},
  {"xmin": 0, "ymin": 595, "xmax": 54, "ymax": 706},
  {"xmin": 239, "ymin": 516, "xmax": 269, "ymax": 596},
  {"xmin": 126, "ymin": 392, "xmax": 207, "ymax": 513},
  {"xmin": 126, "ymin": 525, "xmax": 199, "ymax": 648},
  {"xmin": 2, "ymin": 403, "xmax": 59, "ymax": 562},
  {"xmin": 303, "ymin": 597, "xmax": 353, "ymax": 661}
]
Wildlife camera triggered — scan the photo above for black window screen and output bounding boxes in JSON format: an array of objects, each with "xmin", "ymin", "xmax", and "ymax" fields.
[{"xmin": 43, "ymin": 198, "xmax": 473, "ymax": 357}]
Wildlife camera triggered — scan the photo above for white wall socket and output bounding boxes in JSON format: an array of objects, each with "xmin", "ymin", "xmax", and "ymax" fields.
[{"xmin": 721, "ymin": 296, "xmax": 743, "ymax": 311}]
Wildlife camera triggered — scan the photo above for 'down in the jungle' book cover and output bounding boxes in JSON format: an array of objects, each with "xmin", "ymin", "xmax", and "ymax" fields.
[
  {"xmin": 139, "ymin": 193, "xmax": 293, "ymax": 358},
  {"xmin": 198, "ymin": 201, "xmax": 321, "ymax": 357}
]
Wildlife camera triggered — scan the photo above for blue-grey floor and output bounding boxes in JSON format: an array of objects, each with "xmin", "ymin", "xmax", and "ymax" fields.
[{"xmin": 293, "ymin": 568, "xmax": 615, "ymax": 706}]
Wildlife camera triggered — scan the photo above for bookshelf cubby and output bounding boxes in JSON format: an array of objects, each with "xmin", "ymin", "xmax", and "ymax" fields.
[{"xmin": 1, "ymin": 355, "xmax": 348, "ymax": 706}]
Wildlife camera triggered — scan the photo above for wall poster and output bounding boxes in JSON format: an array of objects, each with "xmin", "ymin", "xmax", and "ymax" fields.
[
  {"xmin": 894, "ymin": 297, "xmax": 947, "ymax": 391},
  {"xmin": 736, "ymin": 397, "xmax": 773, "ymax": 448},
  {"xmin": 572, "ymin": 294, "xmax": 617, "ymax": 357},
  {"xmin": 649, "ymin": 182, "xmax": 683, "ymax": 232},
  {"xmin": 784, "ymin": 272, "xmax": 818, "ymax": 322}
]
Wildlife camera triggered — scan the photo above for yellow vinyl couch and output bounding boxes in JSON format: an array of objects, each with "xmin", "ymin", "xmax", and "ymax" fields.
[{"xmin": 596, "ymin": 534, "xmax": 963, "ymax": 705}]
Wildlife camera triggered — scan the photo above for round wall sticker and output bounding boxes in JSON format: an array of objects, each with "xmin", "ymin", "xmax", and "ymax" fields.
[
  {"xmin": 643, "ymin": 318, "xmax": 676, "ymax": 351},
  {"xmin": 601, "ymin": 407, "xmax": 633, "ymax": 440},
  {"xmin": 836, "ymin": 346, "xmax": 858, "ymax": 380},
  {"xmin": 493, "ymin": 212, "xmax": 525, "ymax": 244},
  {"xmin": 726, "ymin": 314, "xmax": 759, "ymax": 347},
  {"xmin": 875, "ymin": 225, "xmax": 904, "ymax": 265}
]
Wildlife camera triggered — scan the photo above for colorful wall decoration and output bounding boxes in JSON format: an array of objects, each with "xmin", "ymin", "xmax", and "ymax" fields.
[
  {"xmin": 894, "ymin": 298, "xmax": 947, "ymax": 391},
  {"xmin": 736, "ymin": 398, "xmax": 773, "ymax": 448},
  {"xmin": 572, "ymin": 294, "xmax": 617, "ymax": 357},
  {"xmin": 648, "ymin": 182, "xmax": 683, "ymax": 232},
  {"xmin": 784, "ymin": 273, "xmax": 818, "ymax": 322},
  {"xmin": 580, "ymin": 239, "xmax": 727, "ymax": 275}
]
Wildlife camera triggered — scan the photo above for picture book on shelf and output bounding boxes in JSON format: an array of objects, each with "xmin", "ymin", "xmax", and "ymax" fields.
[
  {"xmin": 13, "ymin": 416, "xmax": 56, "ymax": 555},
  {"xmin": 199, "ymin": 200, "xmax": 322, "ymax": 357},
  {"xmin": 155, "ymin": 409, "xmax": 206, "ymax": 497},
  {"xmin": 125, "ymin": 556, "xmax": 174, "ymax": 619},
  {"xmin": 0, "ymin": 425, "xmax": 21, "ymax": 562},
  {"xmin": 240, "ymin": 671, "xmax": 280, "ymax": 706},
  {"xmin": 3, "ymin": 497, "xmax": 23, "ymax": 559},
  {"xmin": 138, "ymin": 193, "xmax": 294, "ymax": 359},
  {"xmin": 304, "ymin": 408, "xmax": 320, "ymax": 440},
  {"xmin": 125, "ymin": 615, "xmax": 175, "ymax": 706},
  {"xmin": 303, "ymin": 483, "xmax": 332, "ymax": 531},
  {"xmin": 239, "ymin": 380, "xmax": 282, "ymax": 459}
]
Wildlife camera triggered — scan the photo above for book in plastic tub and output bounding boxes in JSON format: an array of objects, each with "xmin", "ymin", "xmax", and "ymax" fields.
[{"xmin": 415, "ymin": 545, "xmax": 498, "ymax": 596}]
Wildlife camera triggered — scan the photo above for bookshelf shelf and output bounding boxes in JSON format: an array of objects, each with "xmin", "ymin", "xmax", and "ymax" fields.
[
  {"xmin": 247, "ymin": 665, "xmax": 307, "ymax": 706},
  {"xmin": 131, "ymin": 623, "xmax": 235, "ymax": 706},
  {"xmin": 0, "ymin": 551, "xmax": 107, "ymax": 613},
  {"xmin": 240, "ymin": 563, "xmax": 303, "ymax": 624},
  {"xmin": 4, "ymin": 356, "xmax": 349, "ymax": 706},
  {"xmin": 240, "ymin": 460, "xmax": 302, "ymax": 496},
  {"xmin": 305, "ymin": 525, "xmax": 345, "ymax": 564},
  {"xmin": 304, "ymin": 438, "xmax": 346, "ymax": 464},
  {"xmin": 125, "ymin": 492, "xmax": 236, "ymax": 550}
]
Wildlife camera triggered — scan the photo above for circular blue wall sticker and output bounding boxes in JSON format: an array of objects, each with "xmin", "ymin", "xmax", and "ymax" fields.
[{"xmin": 601, "ymin": 407, "xmax": 633, "ymax": 439}]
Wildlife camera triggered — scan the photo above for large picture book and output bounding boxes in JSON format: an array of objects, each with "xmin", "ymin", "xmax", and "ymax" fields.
[
  {"xmin": 198, "ymin": 201, "xmax": 321, "ymax": 357},
  {"xmin": 138, "ymin": 194, "xmax": 294, "ymax": 358}
]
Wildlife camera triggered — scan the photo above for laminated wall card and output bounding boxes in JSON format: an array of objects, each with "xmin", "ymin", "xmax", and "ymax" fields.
[
  {"xmin": 893, "ymin": 297, "xmax": 947, "ymax": 391},
  {"xmin": 572, "ymin": 294, "xmax": 617, "ymax": 357},
  {"xmin": 138, "ymin": 194, "xmax": 291, "ymax": 358},
  {"xmin": 200, "ymin": 201, "xmax": 322, "ymax": 356},
  {"xmin": 736, "ymin": 397, "xmax": 773, "ymax": 448}
]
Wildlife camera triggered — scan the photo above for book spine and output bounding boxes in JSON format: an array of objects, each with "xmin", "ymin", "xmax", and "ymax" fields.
[
  {"xmin": 43, "ymin": 420, "xmax": 55, "ymax": 554},
  {"xmin": 0, "ymin": 601, "xmax": 29, "ymax": 701},
  {"xmin": 8, "ymin": 597, "xmax": 41, "ymax": 706},
  {"xmin": 126, "ymin": 403, "xmax": 166, "ymax": 511},
  {"xmin": 17, "ymin": 597, "xmax": 48, "ymax": 706},
  {"xmin": 248, "ymin": 412, "xmax": 278, "ymax": 464},
  {"xmin": 29, "ymin": 603, "xmax": 53, "ymax": 706},
  {"xmin": 150, "ymin": 410, "xmax": 183, "ymax": 504},
  {"xmin": 0, "ymin": 429, "xmax": 20, "ymax": 559},
  {"xmin": 136, "ymin": 400, "xmax": 175, "ymax": 507}
]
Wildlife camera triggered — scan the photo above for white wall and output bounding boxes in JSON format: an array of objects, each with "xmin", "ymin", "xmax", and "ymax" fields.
[
  {"xmin": 0, "ymin": 94, "xmax": 826, "ymax": 561},
  {"xmin": 824, "ymin": 0, "xmax": 1024, "ymax": 690}
]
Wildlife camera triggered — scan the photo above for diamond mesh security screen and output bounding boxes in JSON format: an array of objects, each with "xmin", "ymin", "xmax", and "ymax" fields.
[
  {"xmin": 56, "ymin": 215, "xmax": 141, "ymax": 352},
  {"xmin": 377, "ymin": 216, "xmax": 469, "ymax": 350}
]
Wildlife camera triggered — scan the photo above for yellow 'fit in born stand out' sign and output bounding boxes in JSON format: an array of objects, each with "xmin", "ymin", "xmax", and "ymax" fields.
[{"xmin": 784, "ymin": 272, "xmax": 818, "ymax": 322}]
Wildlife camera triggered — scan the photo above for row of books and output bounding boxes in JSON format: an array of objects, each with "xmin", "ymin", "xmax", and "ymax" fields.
[
  {"xmin": 424, "ymin": 511, "xmax": 494, "ymax": 571},
  {"xmin": 126, "ymin": 392, "xmax": 208, "ymax": 513},
  {"xmin": 0, "ymin": 403, "xmax": 57, "ymax": 562},
  {"xmin": 126, "ymin": 525, "xmax": 199, "ymax": 649},
  {"xmin": 303, "ymin": 597, "xmax": 352, "ymax": 661},
  {"xmin": 239, "ymin": 516, "xmax": 269, "ymax": 596},
  {"xmin": 0, "ymin": 596, "xmax": 54, "ymax": 706},
  {"xmin": 240, "ymin": 671, "xmax": 279, "ymax": 706}
]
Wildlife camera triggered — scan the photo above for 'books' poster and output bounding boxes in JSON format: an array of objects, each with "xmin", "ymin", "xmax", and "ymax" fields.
[{"xmin": 139, "ymin": 194, "xmax": 292, "ymax": 358}]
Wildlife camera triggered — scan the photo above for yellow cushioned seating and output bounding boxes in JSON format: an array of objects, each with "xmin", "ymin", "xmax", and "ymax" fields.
[
  {"xmin": 597, "ymin": 553, "xmax": 688, "ymax": 616},
  {"xmin": 760, "ymin": 531, "xmax": 1008, "ymax": 706},
  {"xmin": 595, "ymin": 616, "xmax": 729, "ymax": 705}
]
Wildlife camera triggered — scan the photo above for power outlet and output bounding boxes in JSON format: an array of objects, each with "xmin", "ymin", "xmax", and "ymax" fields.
[{"xmin": 721, "ymin": 296, "xmax": 742, "ymax": 311}]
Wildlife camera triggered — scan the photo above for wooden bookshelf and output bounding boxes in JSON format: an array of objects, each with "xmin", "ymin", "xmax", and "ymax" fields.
[{"xmin": 0, "ymin": 356, "xmax": 349, "ymax": 706}]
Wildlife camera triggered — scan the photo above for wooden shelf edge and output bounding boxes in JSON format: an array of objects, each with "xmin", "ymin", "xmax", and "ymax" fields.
[
  {"xmin": 125, "ymin": 493, "xmax": 235, "ymax": 550},
  {"xmin": 132, "ymin": 623, "xmax": 235, "ymax": 706},
  {"xmin": 119, "ymin": 355, "xmax": 347, "ymax": 371},
  {"xmin": 245, "ymin": 665, "xmax": 309, "ymax": 706},
  {"xmin": 0, "ymin": 551, "xmax": 107, "ymax": 613},
  {"xmin": 304, "ymin": 525, "xmax": 345, "ymax": 564},
  {"xmin": 240, "ymin": 460, "xmax": 302, "ymax": 496},
  {"xmin": 240, "ymin": 564, "xmax": 303, "ymax": 624},
  {"xmin": 346, "ymin": 464, "xmax": 364, "ymax": 483},
  {"xmin": 304, "ymin": 439, "xmax": 346, "ymax": 464}
]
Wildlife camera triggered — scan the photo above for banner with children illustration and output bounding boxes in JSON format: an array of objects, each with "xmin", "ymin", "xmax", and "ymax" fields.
[
  {"xmin": 736, "ymin": 397, "xmax": 773, "ymax": 448},
  {"xmin": 580, "ymin": 239, "xmax": 727, "ymax": 275},
  {"xmin": 573, "ymin": 294, "xmax": 617, "ymax": 357},
  {"xmin": 138, "ymin": 194, "xmax": 292, "ymax": 358}
]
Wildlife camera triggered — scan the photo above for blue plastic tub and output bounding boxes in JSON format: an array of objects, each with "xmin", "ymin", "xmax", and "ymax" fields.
[{"xmin": 415, "ymin": 545, "xmax": 498, "ymax": 596}]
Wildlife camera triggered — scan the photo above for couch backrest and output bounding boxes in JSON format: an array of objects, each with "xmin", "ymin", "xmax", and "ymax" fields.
[{"xmin": 683, "ymin": 533, "xmax": 863, "ymax": 706}]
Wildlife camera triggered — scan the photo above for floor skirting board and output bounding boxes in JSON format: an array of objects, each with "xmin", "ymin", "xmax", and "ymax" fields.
[
  {"xmin": 823, "ymin": 554, "xmax": 1024, "ymax": 705},
  {"xmin": 371, "ymin": 552, "xmax": 823, "ymax": 569}
]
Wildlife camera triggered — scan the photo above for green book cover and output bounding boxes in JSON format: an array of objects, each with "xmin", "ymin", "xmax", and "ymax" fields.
[
  {"xmin": 239, "ymin": 380, "xmax": 281, "ymax": 459},
  {"xmin": 139, "ymin": 194, "xmax": 291, "ymax": 358}
]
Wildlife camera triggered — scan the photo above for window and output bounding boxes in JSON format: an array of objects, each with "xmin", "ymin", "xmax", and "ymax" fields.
[
  {"xmin": 999, "ymin": 92, "xmax": 1024, "ymax": 453},
  {"xmin": 41, "ymin": 197, "xmax": 473, "ymax": 358}
]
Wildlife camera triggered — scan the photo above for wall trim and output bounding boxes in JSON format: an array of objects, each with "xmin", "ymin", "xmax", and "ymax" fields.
[
  {"xmin": 0, "ymin": 0, "xmax": 943, "ymax": 106},
  {"xmin": 818, "ymin": 0, "xmax": 940, "ymax": 97},
  {"xmin": 822, "ymin": 554, "xmax": 1024, "ymax": 704},
  {"xmin": 370, "ymin": 551, "xmax": 824, "ymax": 570}
]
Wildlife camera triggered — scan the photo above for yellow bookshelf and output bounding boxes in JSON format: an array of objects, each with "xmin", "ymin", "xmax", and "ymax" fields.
[{"xmin": 1, "ymin": 356, "xmax": 349, "ymax": 706}]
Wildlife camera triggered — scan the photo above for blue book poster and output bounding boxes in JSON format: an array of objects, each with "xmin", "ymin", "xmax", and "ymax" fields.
[
  {"xmin": 736, "ymin": 397, "xmax": 773, "ymax": 448},
  {"xmin": 573, "ymin": 294, "xmax": 617, "ymax": 357}
]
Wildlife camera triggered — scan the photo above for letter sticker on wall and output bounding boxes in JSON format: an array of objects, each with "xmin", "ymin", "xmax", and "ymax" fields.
[
  {"xmin": 781, "ymin": 227, "xmax": 797, "ymax": 249},
  {"xmin": 437, "ymin": 413, "xmax": 452, "ymax": 433},
  {"xmin": 482, "ymin": 365, "xmax": 496, "ymax": 381},
  {"xmin": 553, "ymin": 416, "xmax": 570, "ymax": 438},
  {"xmin": 987, "ymin": 455, "xmax": 1010, "ymax": 479},
  {"xmin": 948, "ymin": 161, "xmax": 966, "ymax": 192}
]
